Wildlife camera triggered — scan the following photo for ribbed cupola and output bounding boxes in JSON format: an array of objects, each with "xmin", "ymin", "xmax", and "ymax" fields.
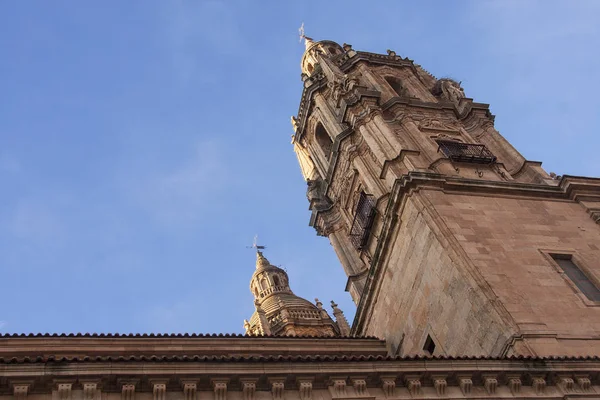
[{"xmin": 243, "ymin": 251, "xmax": 350, "ymax": 337}]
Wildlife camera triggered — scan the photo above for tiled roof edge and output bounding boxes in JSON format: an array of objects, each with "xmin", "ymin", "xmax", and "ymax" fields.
[
  {"xmin": 0, "ymin": 333, "xmax": 381, "ymax": 339},
  {"xmin": 1, "ymin": 354, "xmax": 599, "ymax": 364}
]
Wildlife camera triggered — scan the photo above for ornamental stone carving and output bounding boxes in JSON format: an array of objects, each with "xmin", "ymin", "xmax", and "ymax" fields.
[
  {"xmin": 381, "ymin": 377, "xmax": 396, "ymax": 397},
  {"xmin": 270, "ymin": 380, "xmax": 285, "ymax": 400},
  {"xmin": 508, "ymin": 377, "xmax": 521, "ymax": 394},
  {"xmin": 121, "ymin": 384, "xmax": 135, "ymax": 400},
  {"xmin": 351, "ymin": 379, "xmax": 367, "ymax": 396},
  {"xmin": 483, "ymin": 377, "xmax": 497, "ymax": 395},
  {"xmin": 298, "ymin": 380, "xmax": 312, "ymax": 400},
  {"xmin": 13, "ymin": 385, "xmax": 29, "ymax": 400},
  {"xmin": 152, "ymin": 384, "xmax": 166, "ymax": 400},
  {"xmin": 212, "ymin": 380, "xmax": 228, "ymax": 400},
  {"xmin": 182, "ymin": 382, "xmax": 197, "ymax": 400},
  {"xmin": 432, "ymin": 78, "xmax": 465, "ymax": 108},
  {"xmin": 532, "ymin": 377, "xmax": 546, "ymax": 395},
  {"xmin": 405, "ymin": 377, "xmax": 421, "ymax": 396},
  {"xmin": 82, "ymin": 383, "xmax": 99, "ymax": 400},
  {"xmin": 56, "ymin": 384, "xmax": 72, "ymax": 400},
  {"xmin": 458, "ymin": 377, "xmax": 472, "ymax": 395}
]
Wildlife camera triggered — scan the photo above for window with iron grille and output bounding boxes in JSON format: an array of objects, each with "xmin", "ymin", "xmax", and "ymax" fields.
[
  {"xmin": 436, "ymin": 140, "xmax": 497, "ymax": 164},
  {"xmin": 349, "ymin": 192, "xmax": 376, "ymax": 250}
]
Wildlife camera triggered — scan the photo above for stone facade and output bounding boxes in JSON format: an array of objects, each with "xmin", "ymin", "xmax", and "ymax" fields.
[
  {"xmin": 2, "ymin": 334, "xmax": 600, "ymax": 400},
  {"xmin": 291, "ymin": 39, "xmax": 600, "ymax": 357}
]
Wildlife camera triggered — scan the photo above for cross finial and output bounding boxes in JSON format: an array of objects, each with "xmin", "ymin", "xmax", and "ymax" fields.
[
  {"xmin": 247, "ymin": 234, "xmax": 266, "ymax": 253},
  {"xmin": 298, "ymin": 22, "xmax": 313, "ymax": 44}
]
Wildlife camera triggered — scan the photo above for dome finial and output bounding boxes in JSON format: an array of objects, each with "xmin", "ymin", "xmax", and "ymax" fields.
[{"xmin": 256, "ymin": 250, "xmax": 271, "ymax": 269}]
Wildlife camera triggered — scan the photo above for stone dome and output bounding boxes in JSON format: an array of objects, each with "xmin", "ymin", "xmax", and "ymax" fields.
[{"xmin": 244, "ymin": 251, "xmax": 346, "ymax": 337}]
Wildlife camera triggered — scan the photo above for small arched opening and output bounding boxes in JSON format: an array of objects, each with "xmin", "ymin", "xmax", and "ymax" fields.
[
  {"xmin": 385, "ymin": 77, "xmax": 405, "ymax": 97},
  {"xmin": 315, "ymin": 122, "xmax": 333, "ymax": 159},
  {"xmin": 273, "ymin": 275, "xmax": 281, "ymax": 287}
]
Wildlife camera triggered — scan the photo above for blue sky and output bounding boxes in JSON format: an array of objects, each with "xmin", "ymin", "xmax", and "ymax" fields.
[{"xmin": 1, "ymin": 1, "xmax": 599, "ymax": 334}]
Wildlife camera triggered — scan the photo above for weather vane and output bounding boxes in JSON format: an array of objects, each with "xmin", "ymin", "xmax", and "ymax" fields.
[
  {"xmin": 298, "ymin": 22, "xmax": 312, "ymax": 43},
  {"xmin": 247, "ymin": 234, "xmax": 266, "ymax": 252}
]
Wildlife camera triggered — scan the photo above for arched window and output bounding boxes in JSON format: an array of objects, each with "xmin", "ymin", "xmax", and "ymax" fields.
[
  {"xmin": 253, "ymin": 287, "xmax": 258, "ymax": 297},
  {"xmin": 315, "ymin": 122, "xmax": 333, "ymax": 159},
  {"xmin": 260, "ymin": 278, "xmax": 267, "ymax": 290},
  {"xmin": 385, "ymin": 77, "xmax": 405, "ymax": 97},
  {"xmin": 273, "ymin": 275, "xmax": 281, "ymax": 287},
  {"xmin": 328, "ymin": 46, "xmax": 338, "ymax": 55},
  {"xmin": 307, "ymin": 63, "xmax": 314, "ymax": 73}
]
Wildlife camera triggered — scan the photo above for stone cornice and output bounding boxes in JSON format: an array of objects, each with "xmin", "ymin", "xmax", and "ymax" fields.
[
  {"xmin": 1, "ymin": 357, "xmax": 599, "ymax": 398},
  {"xmin": 0, "ymin": 335, "xmax": 387, "ymax": 360},
  {"xmin": 352, "ymin": 172, "xmax": 600, "ymax": 337}
]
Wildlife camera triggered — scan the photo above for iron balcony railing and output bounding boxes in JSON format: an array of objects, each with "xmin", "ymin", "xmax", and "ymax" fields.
[
  {"xmin": 349, "ymin": 192, "xmax": 376, "ymax": 250},
  {"xmin": 436, "ymin": 140, "xmax": 497, "ymax": 164}
]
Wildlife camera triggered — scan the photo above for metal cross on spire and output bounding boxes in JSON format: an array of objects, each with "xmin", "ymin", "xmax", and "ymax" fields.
[
  {"xmin": 247, "ymin": 234, "xmax": 266, "ymax": 252},
  {"xmin": 298, "ymin": 22, "xmax": 313, "ymax": 43}
]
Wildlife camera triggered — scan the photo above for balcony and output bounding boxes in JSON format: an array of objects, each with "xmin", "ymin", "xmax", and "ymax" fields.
[
  {"xmin": 349, "ymin": 192, "xmax": 376, "ymax": 250},
  {"xmin": 437, "ymin": 140, "xmax": 497, "ymax": 164}
]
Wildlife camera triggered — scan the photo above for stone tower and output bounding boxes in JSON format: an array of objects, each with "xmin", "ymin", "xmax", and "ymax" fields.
[
  {"xmin": 244, "ymin": 251, "xmax": 350, "ymax": 336},
  {"xmin": 291, "ymin": 38, "xmax": 600, "ymax": 357}
]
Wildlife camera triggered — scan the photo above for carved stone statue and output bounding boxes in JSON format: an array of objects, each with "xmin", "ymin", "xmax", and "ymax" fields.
[{"xmin": 432, "ymin": 78, "xmax": 465, "ymax": 108}]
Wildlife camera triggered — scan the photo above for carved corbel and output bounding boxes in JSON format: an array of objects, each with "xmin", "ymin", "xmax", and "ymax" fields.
[
  {"xmin": 404, "ymin": 376, "xmax": 421, "ymax": 396},
  {"xmin": 380, "ymin": 376, "xmax": 396, "ymax": 398},
  {"xmin": 557, "ymin": 376, "xmax": 574, "ymax": 392},
  {"xmin": 351, "ymin": 378, "xmax": 367, "ymax": 396},
  {"xmin": 297, "ymin": 379, "xmax": 313, "ymax": 400},
  {"xmin": 457, "ymin": 377, "xmax": 472, "ymax": 395},
  {"xmin": 121, "ymin": 383, "xmax": 136, "ymax": 400},
  {"xmin": 483, "ymin": 376, "xmax": 497, "ymax": 395},
  {"xmin": 269, "ymin": 379, "xmax": 285, "ymax": 400},
  {"xmin": 330, "ymin": 378, "xmax": 347, "ymax": 397},
  {"xmin": 212, "ymin": 380, "xmax": 228, "ymax": 400},
  {"xmin": 13, "ymin": 384, "xmax": 31, "ymax": 400},
  {"xmin": 432, "ymin": 377, "xmax": 447, "ymax": 397},
  {"xmin": 152, "ymin": 383, "xmax": 167, "ymax": 400},
  {"xmin": 54, "ymin": 383, "xmax": 72, "ymax": 400},
  {"xmin": 82, "ymin": 383, "xmax": 100, "ymax": 400},
  {"xmin": 241, "ymin": 380, "xmax": 256, "ymax": 400},
  {"xmin": 181, "ymin": 382, "xmax": 197, "ymax": 400},
  {"xmin": 507, "ymin": 376, "xmax": 521, "ymax": 395},
  {"xmin": 532, "ymin": 377, "xmax": 546, "ymax": 395},
  {"xmin": 576, "ymin": 376, "xmax": 592, "ymax": 392}
]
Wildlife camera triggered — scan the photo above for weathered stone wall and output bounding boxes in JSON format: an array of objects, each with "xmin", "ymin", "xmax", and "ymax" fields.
[
  {"xmin": 425, "ymin": 189, "xmax": 600, "ymax": 356},
  {"xmin": 364, "ymin": 193, "xmax": 514, "ymax": 356}
]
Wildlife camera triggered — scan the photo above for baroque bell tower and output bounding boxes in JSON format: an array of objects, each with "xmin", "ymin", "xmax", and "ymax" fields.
[{"xmin": 291, "ymin": 37, "xmax": 600, "ymax": 357}]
